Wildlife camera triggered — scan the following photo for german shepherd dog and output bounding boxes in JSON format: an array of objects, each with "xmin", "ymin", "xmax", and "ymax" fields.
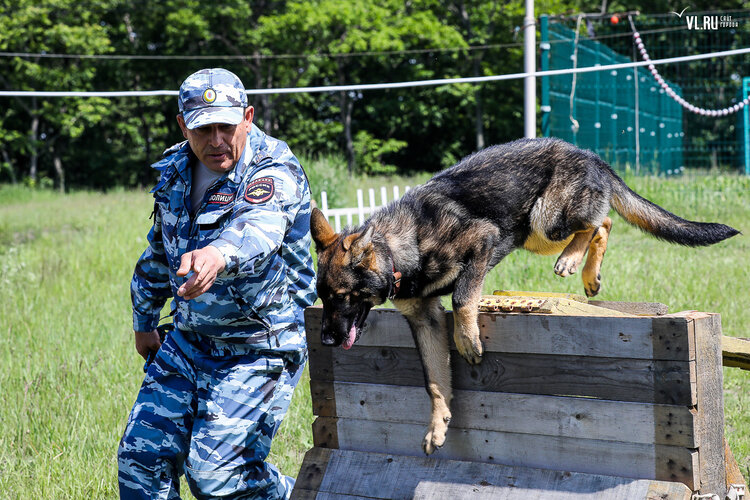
[{"xmin": 310, "ymin": 137, "xmax": 738, "ymax": 455}]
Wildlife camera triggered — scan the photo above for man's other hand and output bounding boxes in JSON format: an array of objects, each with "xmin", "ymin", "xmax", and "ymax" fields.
[
  {"xmin": 135, "ymin": 329, "xmax": 162, "ymax": 360},
  {"xmin": 176, "ymin": 246, "xmax": 226, "ymax": 300}
]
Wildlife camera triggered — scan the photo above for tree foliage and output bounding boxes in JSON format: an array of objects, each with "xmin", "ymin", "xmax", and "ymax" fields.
[{"xmin": 0, "ymin": 0, "xmax": 740, "ymax": 189}]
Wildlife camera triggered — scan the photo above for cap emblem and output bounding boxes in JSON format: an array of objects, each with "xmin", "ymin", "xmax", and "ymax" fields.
[{"xmin": 202, "ymin": 88, "xmax": 217, "ymax": 104}]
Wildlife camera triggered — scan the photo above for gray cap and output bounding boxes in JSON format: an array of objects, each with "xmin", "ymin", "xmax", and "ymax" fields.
[{"xmin": 178, "ymin": 68, "xmax": 248, "ymax": 130}]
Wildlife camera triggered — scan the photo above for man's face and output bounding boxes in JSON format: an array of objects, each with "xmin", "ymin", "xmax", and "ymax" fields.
[{"xmin": 177, "ymin": 106, "xmax": 254, "ymax": 173}]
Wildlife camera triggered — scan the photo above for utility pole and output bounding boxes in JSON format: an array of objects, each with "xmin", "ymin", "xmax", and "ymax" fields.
[{"xmin": 524, "ymin": 0, "xmax": 536, "ymax": 138}]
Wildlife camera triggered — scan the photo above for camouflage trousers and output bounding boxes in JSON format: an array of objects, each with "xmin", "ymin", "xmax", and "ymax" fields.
[{"xmin": 118, "ymin": 328, "xmax": 305, "ymax": 499}]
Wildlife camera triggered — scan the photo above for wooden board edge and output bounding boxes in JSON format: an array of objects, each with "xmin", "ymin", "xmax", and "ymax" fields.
[
  {"xmin": 307, "ymin": 307, "xmax": 696, "ymax": 362},
  {"xmin": 645, "ymin": 480, "xmax": 693, "ymax": 500},
  {"xmin": 589, "ymin": 300, "xmax": 669, "ymax": 316},
  {"xmin": 722, "ymin": 336, "xmax": 750, "ymax": 371},
  {"xmin": 310, "ymin": 380, "xmax": 337, "ymax": 417},
  {"xmin": 319, "ymin": 416, "xmax": 699, "ymax": 489},
  {"xmin": 293, "ymin": 447, "xmax": 333, "ymax": 494},
  {"xmin": 693, "ymin": 313, "xmax": 726, "ymax": 498},
  {"xmin": 289, "ymin": 488, "xmax": 319, "ymax": 500},
  {"xmin": 725, "ymin": 438, "xmax": 748, "ymax": 490},
  {"xmin": 312, "ymin": 417, "xmax": 340, "ymax": 449},
  {"xmin": 316, "ymin": 382, "xmax": 698, "ymax": 448},
  {"xmin": 312, "ymin": 346, "xmax": 695, "ymax": 406},
  {"xmin": 296, "ymin": 448, "xmax": 696, "ymax": 500}
]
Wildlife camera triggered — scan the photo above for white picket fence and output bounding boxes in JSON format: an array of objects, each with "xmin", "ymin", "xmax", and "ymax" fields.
[{"xmin": 319, "ymin": 185, "xmax": 412, "ymax": 232}]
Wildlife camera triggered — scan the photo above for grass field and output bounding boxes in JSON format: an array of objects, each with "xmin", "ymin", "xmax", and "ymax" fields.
[{"xmin": 0, "ymin": 171, "xmax": 748, "ymax": 498}]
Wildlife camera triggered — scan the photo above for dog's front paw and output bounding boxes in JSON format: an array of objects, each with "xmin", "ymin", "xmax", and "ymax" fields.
[
  {"xmin": 554, "ymin": 255, "xmax": 579, "ymax": 277},
  {"xmin": 584, "ymin": 272, "xmax": 602, "ymax": 297},
  {"xmin": 454, "ymin": 333, "xmax": 483, "ymax": 365},
  {"xmin": 422, "ymin": 425, "xmax": 447, "ymax": 455}
]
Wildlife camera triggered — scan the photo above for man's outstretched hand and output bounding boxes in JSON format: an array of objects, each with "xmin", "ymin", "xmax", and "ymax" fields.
[{"xmin": 176, "ymin": 246, "xmax": 226, "ymax": 300}]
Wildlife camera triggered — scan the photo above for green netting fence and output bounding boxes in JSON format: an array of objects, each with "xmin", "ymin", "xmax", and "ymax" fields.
[{"xmin": 540, "ymin": 10, "xmax": 750, "ymax": 175}]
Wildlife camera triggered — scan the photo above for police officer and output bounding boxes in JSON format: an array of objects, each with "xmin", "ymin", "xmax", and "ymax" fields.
[{"xmin": 118, "ymin": 68, "xmax": 316, "ymax": 499}]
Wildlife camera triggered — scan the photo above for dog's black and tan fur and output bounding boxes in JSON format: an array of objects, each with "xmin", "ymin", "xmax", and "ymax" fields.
[{"xmin": 310, "ymin": 137, "xmax": 738, "ymax": 454}]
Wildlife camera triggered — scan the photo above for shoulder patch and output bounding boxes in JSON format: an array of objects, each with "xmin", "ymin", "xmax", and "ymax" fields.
[
  {"xmin": 208, "ymin": 192, "xmax": 235, "ymax": 204},
  {"xmin": 244, "ymin": 177, "xmax": 275, "ymax": 204}
]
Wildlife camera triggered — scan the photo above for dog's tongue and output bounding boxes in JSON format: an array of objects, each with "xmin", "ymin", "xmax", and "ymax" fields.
[{"xmin": 342, "ymin": 324, "xmax": 357, "ymax": 350}]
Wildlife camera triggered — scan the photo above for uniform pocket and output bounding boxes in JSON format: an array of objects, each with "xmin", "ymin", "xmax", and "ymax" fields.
[
  {"xmin": 196, "ymin": 204, "xmax": 234, "ymax": 235},
  {"xmin": 227, "ymin": 286, "xmax": 271, "ymax": 331}
]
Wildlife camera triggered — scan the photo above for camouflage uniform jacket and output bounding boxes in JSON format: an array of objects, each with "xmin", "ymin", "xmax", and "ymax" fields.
[{"xmin": 131, "ymin": 124, "xmax": 316, "ymax": 358}]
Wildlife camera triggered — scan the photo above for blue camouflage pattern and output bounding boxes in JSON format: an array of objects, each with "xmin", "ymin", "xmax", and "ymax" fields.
[
  {"xmin": 122, "ymin": 123, "xmax": 316, "ymax": 499},
  {"xmin": 118, "ymin": 329, "xmax": 303, "ymax": 499},
  {"xmin": 130, "ymin": 123, "xmax": 316, "ymax": 361},
  {"xmin": 178, "ymin": 68, "xmax": 248, "ymax": 130}
]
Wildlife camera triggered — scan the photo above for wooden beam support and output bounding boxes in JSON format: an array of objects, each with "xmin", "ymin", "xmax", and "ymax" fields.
[{"xmin": 722, "ymin": 336, "xmax": 750, "ymax": 371}]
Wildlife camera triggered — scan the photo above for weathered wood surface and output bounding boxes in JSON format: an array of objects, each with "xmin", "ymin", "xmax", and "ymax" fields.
[
  {"xmin": 301, "ymin": 306, "xmax": 729, "ymax": 496},
  {"xmin": 310, "ymin": 381, "xmax": 697, "ymax": 447},
  {"xmin": 693, "ymin": 313, "xmax": 725, "ymax": 497},
  {"xmin": 722, "ymin": 336, "xmax": 750, "ymax": 371},
  {"xmin": 292, "ymin": 448, "xmax": 693, "ymax": 500},
  {"xmin": 311, "ymin": 417, "xmax": 700, "ymax": 490},
  {"xmin": 305, "ymin": 307, "xmax": 694, "ymax": 361},
  {"xmin": 589, "ymin": 300, "xmax": 669, "ymax": 316},
  {"xmin": 725, "ymin": 438, "xmax": 748, "ymax": 490},
  {"xmin": 307, "ymin": 344, "xmax": 696, "ymax": 405}
]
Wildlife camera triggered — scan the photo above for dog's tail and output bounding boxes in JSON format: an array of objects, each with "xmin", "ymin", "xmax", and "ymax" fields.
[{"xmin": 608, "ymin": 170, "xmax": 739, "ymax": 246}]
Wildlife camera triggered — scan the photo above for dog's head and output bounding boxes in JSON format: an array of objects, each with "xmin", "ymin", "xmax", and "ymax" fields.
[{"xmin": 310, "ymin": 208, "xmax": 390, "ymax": 349}]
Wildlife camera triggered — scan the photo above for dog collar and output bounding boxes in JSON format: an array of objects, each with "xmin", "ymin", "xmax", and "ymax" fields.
[
  {"xmin": 390, "ymin": 268, "xmax": 402, "ymax": 301},
  {"xmin": 385, "ymin": 244, "xmax": 402, "ymax": 300}
]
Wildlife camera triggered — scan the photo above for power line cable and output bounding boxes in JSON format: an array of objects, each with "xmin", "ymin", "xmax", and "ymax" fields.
[
  {"xmin": 0, "ymin": 22, "xmax": 726, "ymax": 62},
  {"xmin": 1, "ymin": 46, "xmax": 748, "ymax": 98}
]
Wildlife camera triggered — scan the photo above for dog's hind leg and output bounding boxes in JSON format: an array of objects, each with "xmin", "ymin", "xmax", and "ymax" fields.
[
  {"xmin": 581, "ymin": 217, "xmax": 612, "ymax": 297},
  {"xmin": 554, "ymin": 228, "xmax": 595, "ymax": 277},
  {"xmin": 394, "ymin": 296, "xmax": 452, "ymax": 455}
]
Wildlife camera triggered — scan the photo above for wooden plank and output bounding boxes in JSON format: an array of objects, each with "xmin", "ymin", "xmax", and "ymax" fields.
[
  {"xmin": 288, "ymin": 489, "xmax": 319, "ymax": 500},
  {"xmin": 590, "ymin": 300, "xmax": 669, "ymax": 316},
  {"xmin": 294, "ymin": 447, "xmax": 332, "ymax": 493},
  {"xmin": 652, "ymin": 315, "xmax": 696, "ymax": 362},
  {"xmin": 310, "ymin": 381, "xmax": 697, "ymax": 447},
  {"xmin": 312, "ymin": 416, "xmax": 339, "ymax": 449},
  {"xmin": 308, "ymin": 346, "xmax": 695, "ymax": 405},
  {"xmin": 295, "ymin": 448, "xmax": 692, "ymax": 500},
  {"xmin": 644, "ymin": 481, "xmax": 693, "ymax": 500},
  {"xmin": 307, "ymin": 341, "xmax": 334, "ymax": 387},
  {"xmin": 413, "ymin": 479, "xmax": 690, "ymax": 500},
  {"xmin": 693, "ymin": 313, "xmax": 726, "ymax": 497},
  {"xmin": 311, "ymin": 420, "xmax": 700, "ymax": 490},
  {"xmin": 294, "ymin": 491, "xmax": 378, "ymax": 500},
  {"xmin": 480, "ymin": 296, "xmax": 634, "ymax": 317},
  {"xmin": 725, "ymin": 438, "xmax": 748, "ymax": 490},
  {"xmin": 305, "ymin": 306, "xmax": 693, "ymax": 361},
  {"xmin": 722, "ymin": 336, "xmax": 750, "ymax": 370}
]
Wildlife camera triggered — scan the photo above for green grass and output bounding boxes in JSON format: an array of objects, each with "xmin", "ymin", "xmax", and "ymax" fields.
[{"xmin": 0, "ymin": 172, "xmax": 748, "ymax": 498}]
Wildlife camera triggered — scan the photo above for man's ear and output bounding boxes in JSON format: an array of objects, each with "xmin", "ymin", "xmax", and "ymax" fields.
[
  {"xmin": 176, "ymin": 114, "xmax": 189, "ymax": 139},
  {"xmin": 310, "ymin": 208, "xmax": 338, "ymax": 250}
]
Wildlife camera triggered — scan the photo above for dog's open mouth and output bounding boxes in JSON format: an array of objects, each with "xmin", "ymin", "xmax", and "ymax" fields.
[{"xmin": 342, "ymin": 306, "xmax": 371, "ymax": 350}]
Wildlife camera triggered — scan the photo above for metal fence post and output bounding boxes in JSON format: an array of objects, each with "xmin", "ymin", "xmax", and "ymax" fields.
[{"xmin": 540, "ymin": 14, "xmax": 551, "ymax": 137}]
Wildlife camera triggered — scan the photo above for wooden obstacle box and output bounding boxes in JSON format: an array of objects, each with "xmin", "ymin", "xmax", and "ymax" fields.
[{"xmin": 293, "ymin": 300, "xmax": 739, "ymax": 499}]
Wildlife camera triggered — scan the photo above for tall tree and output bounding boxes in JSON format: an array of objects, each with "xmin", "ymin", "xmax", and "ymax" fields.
[{"xmin": 0, "ymin": 0, "xmax": 113, "ymax": 189}]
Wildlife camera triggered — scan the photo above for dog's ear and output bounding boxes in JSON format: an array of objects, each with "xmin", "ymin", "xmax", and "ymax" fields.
[
  {"xmin": 344, "ymin": 226, "xmax": 375, "ymax": 268},
  {"xmin": 310, "ymin": 208, "xmax": 338, "ymax": 250}
]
